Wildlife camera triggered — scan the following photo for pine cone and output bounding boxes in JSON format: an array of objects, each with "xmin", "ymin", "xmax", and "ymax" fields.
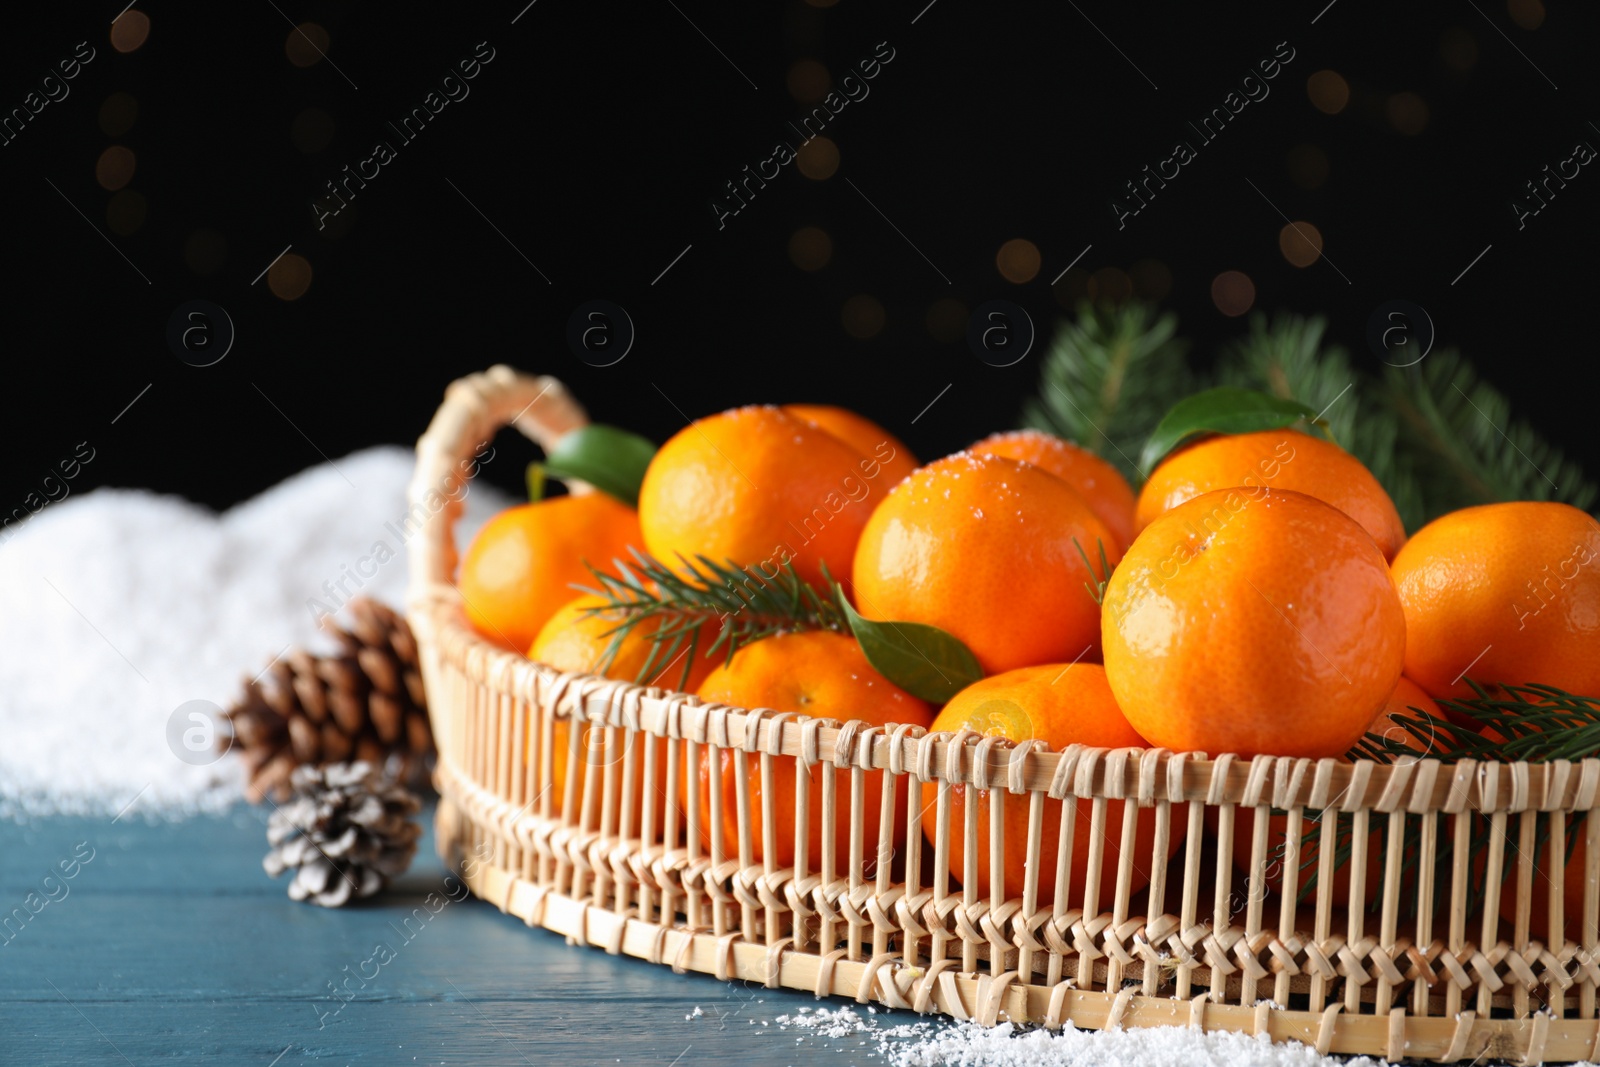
[
  {"xmin": 222, "ymin": 597, "xmax": 434, "ymax": 802},
  {"xmin": 263, "ymin": 761, "xmax": 423, "ymax": 907}
]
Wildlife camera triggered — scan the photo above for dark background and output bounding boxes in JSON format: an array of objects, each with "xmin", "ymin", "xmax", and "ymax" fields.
[{"xmin": 2, "ymin": 0, "xmax": 1594, "ymax": 513}]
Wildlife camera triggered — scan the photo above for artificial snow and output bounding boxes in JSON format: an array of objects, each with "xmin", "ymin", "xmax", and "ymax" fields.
[
  {"xmin": 769, "ymin": 1005, "xmax": 1456, "ymax": 1067},
  {"xmin": 0, "ymin": 447, "xmax": 511, "ymax": 819}
]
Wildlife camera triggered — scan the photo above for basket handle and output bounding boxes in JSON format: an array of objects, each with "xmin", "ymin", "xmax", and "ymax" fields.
[{"xmin": 406, "ymin": 365, "xmax": 589, "ymax": 619}]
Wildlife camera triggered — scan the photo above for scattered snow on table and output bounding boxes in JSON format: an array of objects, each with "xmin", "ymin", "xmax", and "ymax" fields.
[
  {"xmin": 0, "ymin": 447, "xmax": 511, "ymax": 820},
  {"xmin": 775, "ymin": 1004, "xmax": 1389, "ymax": 1067}
]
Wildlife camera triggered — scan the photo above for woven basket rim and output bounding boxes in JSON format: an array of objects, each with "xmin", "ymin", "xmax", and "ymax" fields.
[{"xmin": 412, "ymin": 594, "xmax": 1600, "ymax": 816}]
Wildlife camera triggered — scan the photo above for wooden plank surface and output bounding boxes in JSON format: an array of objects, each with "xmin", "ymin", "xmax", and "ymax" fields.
[{"xmin": 0, "ymin": 805, "xmax": 904, "ymax": 1066}]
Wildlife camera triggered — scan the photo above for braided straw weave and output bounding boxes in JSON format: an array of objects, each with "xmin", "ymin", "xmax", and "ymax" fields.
[{"xmin": 408, "ymin": 366, "xmax": 1600, "ymax": 1063}]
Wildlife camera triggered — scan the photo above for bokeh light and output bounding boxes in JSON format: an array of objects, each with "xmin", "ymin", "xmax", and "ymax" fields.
[
  {"xmin": 841, "ymin": 295, "xmax": 884, "ymax": 338},
  {"xmin": 788, "ymin": 226, "xmax": 832, "ymax": 271},
  {"xmin": 110, "ymin": 11, "xmax": 150, "ymax": 53},
  {"xmin": 99, "ymin": 93, "xmax": 138, "ymax": 136},
  {"xmin": 926, "ymin": 298, "xmax": 967, "ymax": 343},
  {"xmin": 1307, "ymin": 70, "xmax": 1349, "ymax": 115},
  {"xmin": 796, "ymin": 137, "xmax": 839, "ymax": 180},
  {"xmin": 1130, "ymin": 260, "xmax": 1172, "ymax": 301},
  {"xmin": 1287, "ymin": 144, "xmax": 1330, "ymax": 190},
  {"xmin": 1440, "ymin": 27, "xmax": 1478, "ymax": 71},
  {"xmin": 286, "ymin": 23, "xmax": 330, "ymax": 68},
  {"xmin": 1054, "ymin": 269, "xmax": 1090, "ymax": 307},
  {"xmin": 106, "ymin": 190, "xmax": 147, "ymax": 236},
  {"xmin": 787, "ymin": 60, "xmax": 831, "ymax": 104},
  {"xmin": 995, "ymin": 239, "xmax": 1041, "ymax": 284},
  {"xmin": 1088, "ymin": 267, "xmax": 1132, "ymax": 304},
  {"xmin": 291, "ymin": 107, "xmax": 337, "ymax": 153},
  {"xmin": 1211, "ymin": 271, "xmax": 1256, "ymax": 316},
  {"xmin": 268, "ymin": 253, "xmax": 313, "ymax": 300},
  {"xmin": 1508, "ymin": 0, "xmax": 1545, "ymax": 29},
  {"xmin": 184, "ymin": 229, "xmax": 227, "ymax": 276},
  {"xmin": 95, "ymin": 146, "xmax": 137, "ymax": 191},
  {"xmin": 1387, "ymin": 92, "xmax": 1429, "ymax": 135},
  {"xmin": 1279, "ymin": 222, "xmax": 1325, "ymax": 267}
]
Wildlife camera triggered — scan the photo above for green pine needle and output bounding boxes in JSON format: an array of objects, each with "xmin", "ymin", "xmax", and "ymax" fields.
[
  {"xmin": 1382, "ymin": 351, "xmax": 1600, "ymax": 522},
  {"xmin": 1021, "ymin": 301, "xmax": 1192, "ymax": 485},
  {"xmin": 1301, "ymin": 682, "xmax": 1600, "ymax": 916},
  {"xmin": 1351, "ymin": 681, "xmax": 1600, "ymax": 765},
  {"xmin": 1071, "ymin": 536, "xmax": 1114, "ymax": 605},
  {"xmin": 574, "ymin": 549, "xmax": 847, "ymax": 690},
  {"xmin": 1215, "ymin": 312, "xmax": 1358, "ymax": 443}
]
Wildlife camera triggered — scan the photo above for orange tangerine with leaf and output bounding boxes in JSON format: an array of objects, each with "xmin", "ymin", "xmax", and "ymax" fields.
[{"xmin": 1135, "ymin": 430, "xmax": 1406, "ymax": 561}]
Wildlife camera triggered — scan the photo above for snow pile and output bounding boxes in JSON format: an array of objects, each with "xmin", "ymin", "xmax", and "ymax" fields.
[{"xmin": 0, "ymin": 446, "xmax": 511, "ymax": 819}]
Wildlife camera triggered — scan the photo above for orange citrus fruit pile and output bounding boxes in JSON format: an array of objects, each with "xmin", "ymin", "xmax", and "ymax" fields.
[{"xmin": 453, "ymin": 385, "xmax": 1600, "ymax": 914}]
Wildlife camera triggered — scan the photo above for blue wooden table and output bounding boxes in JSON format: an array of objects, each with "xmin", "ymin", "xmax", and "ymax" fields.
[{"xmin": 0, "ymin": 805, "xmax": 921, "ymax": 1066}]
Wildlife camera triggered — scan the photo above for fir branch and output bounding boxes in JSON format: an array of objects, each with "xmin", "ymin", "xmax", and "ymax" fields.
[
  {"xmin": 1326, "ymin": 682, "xmax": 1600, "ymax": 916},
  {"xmin": 1351, "ymin": 681, "xmax": 1600, "ymax": 765},
  {"xmin": 1215, "ymin": 312, "xmax": 1359, "ymax": 442},
  {"xmin": 576, "ymin": 549, "xmax": 847, "ymax": 689},
  {"xmin": 1021, "ymin": 301, "xmax": 1192, "ymax": 484},
  {"xmin": 1383, "ymin": 351, "xmax": 1599, "ymax": 522}
]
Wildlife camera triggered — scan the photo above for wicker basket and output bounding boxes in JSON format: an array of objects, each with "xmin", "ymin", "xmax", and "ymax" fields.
[{"xmin": 408, "ymin": 365, "xmax": 1600, "ymax": 1064}]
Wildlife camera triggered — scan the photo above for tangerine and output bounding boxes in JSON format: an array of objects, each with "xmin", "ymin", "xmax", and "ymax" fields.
[
  {"xmin": 851, "ymin": 452, "xmax": 1119, "ymax": 674},
  {"xmin": 1229, "ymin": 677, "xmax": 1440, "ymax": 906},
  {"xmin": 530, "ymin": 593, "xmax": 718, "ymax": 694},
  {"xmin": 687, "ymin": 630, "xmax": 933, "ymax": 869},
  {"xmin": 920, "ymin": 664, "xmax": 1177, "ymax": 904},
  {"xmin": 458, "ymin": 493, "xmax": 642, "ymax": 653},
  {"xmin": 638, "ymin": 406, "xmax": 897, "ymax": 589},
  {"xmin": 1494, "ymin": 815, "xmax": 1591, "ymax": 945},
  {"xmin": 1365, "ymin": 676, "xmax": 1444, "ymax": 752},
  {"xmin": 1102, "ymin": 488, "xmax": 1406, "ymax": 759},
  {"xmin": 1390, "ymin": 501, "xmax": 1600, "ymax": 700},
  {"xmin": 783, "ymin": 404, "xmax": 919, "ymax": 488},
  {"xmin": 1135, "ymin": 430, "xmax": 1406, "ymax": 560},
  {"xmin": 529, "ymin": 593, "xmax": 719, "ymax": 820},
  {"xmin": 969, "ymin": 429, "xmax": 1136, "ymax": 551}
]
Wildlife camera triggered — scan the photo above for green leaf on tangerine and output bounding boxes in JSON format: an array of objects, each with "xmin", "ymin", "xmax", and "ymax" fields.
[
  {"xmin": 837, "ymin": 592, "xmax": 983, "ymax": 704},
  {"xmin": 1139, "ymin": 387, "xmax": 1320, "ymax": 475},
  {"xmin": 541, "ymin": 424, "xmax": 657, "ymax": 508}
]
